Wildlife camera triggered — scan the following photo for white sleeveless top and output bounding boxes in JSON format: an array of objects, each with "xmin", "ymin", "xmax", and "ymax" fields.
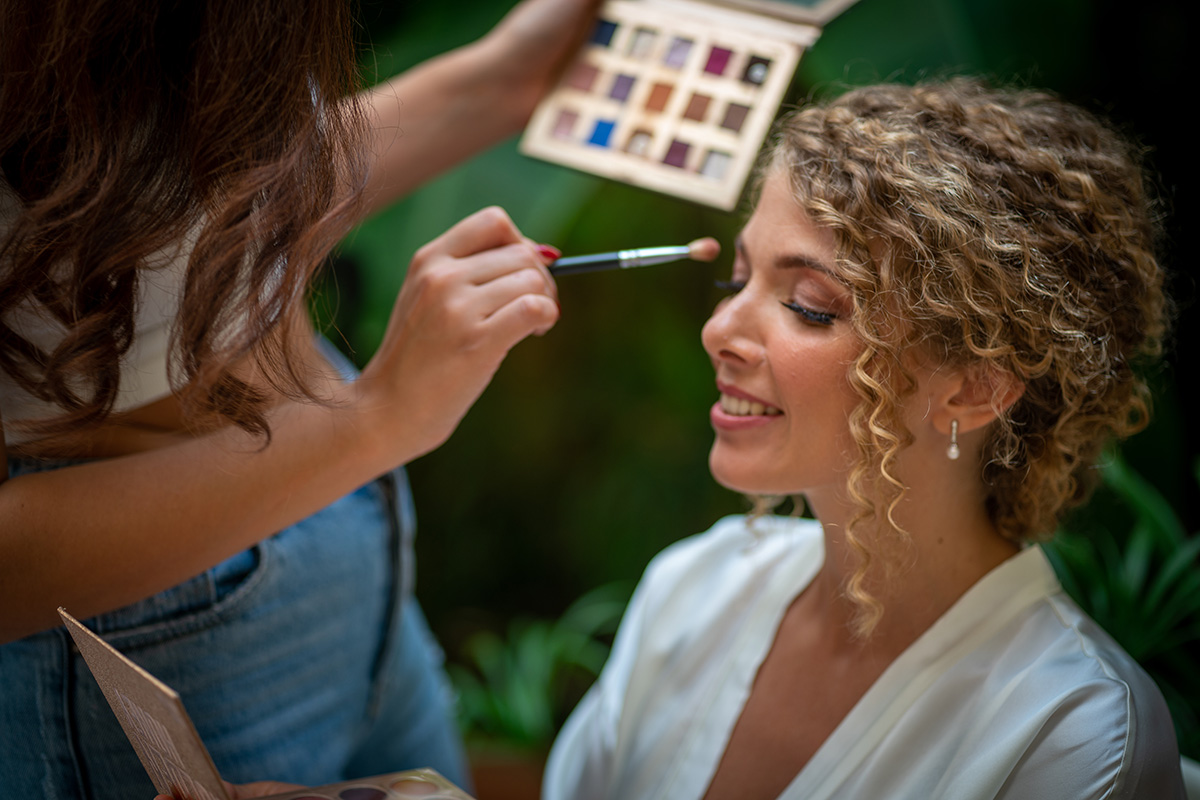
[{"xmin": 0, "ymin": 182, "xmax": 186, "ymax": 446}]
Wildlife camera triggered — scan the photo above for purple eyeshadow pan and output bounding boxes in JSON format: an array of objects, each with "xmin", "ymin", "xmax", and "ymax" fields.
[
  {"xmin": 663, "ymin": 37, "xmax": 693, "ymax": 69},
  {"xmin": 610, "ymin": 73, "xmax": 636, "ymax": 102},
  {"xmin": 338, "ymin": 788, "xmax": 386, "ymax": 800},
  {"xmin": 663, "ymin": 139, "xmax": 690, "ymax": 168},
  {"xmin": 704, "ymin": 47, "xmax": 733, "ymax": 76}
]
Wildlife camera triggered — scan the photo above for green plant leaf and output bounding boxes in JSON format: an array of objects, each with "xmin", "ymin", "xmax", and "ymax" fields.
[{"xmin": 1101, "ymin": 452, "xmax": 1187, "ymax": 546}]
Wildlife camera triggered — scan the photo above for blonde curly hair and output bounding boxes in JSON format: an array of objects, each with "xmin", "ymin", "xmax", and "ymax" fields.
[{"xmin": 764, "ymin": 78, "xmax": 1167, "ymax": 634}]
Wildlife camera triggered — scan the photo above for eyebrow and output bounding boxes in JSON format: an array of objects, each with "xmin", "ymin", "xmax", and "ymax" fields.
[{"xmin": 734, "ymin": 234, "xmax": 840, "ymax": 278}]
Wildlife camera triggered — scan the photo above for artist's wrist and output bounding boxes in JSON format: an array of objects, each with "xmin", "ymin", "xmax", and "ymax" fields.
[
  {"xmin": 344, "ymin": 370, "xmax": 445, "ymax": 470},
  {"xmin": 454, "ymin": 38, "xmax": 543, "ymax": 135}
]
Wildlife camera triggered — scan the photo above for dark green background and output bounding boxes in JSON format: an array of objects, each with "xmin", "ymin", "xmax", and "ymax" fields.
[{"xmin": 330, "ymin": 0, "xmax": 1194, "ymax": 686}]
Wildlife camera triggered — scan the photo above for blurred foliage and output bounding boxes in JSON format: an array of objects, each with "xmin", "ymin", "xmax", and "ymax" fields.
[
  {"xmin": 448, "ymin": 581, "xmax": 632, "ymax": 751},
  {"xmin": 323, "ymin": 0, "xmax": 1194, "ymax": 754},
  {"xmin": 1044, "ymin": 453, "xmax": 1200, "ymax": 759}
]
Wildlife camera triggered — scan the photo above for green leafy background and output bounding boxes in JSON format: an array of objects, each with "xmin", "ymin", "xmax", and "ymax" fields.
[{"xmin": 329, "ymin": 0, "xmax": 1196, "ymax": 758}]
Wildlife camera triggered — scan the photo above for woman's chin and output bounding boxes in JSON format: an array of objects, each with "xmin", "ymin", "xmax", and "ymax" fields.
[{"xmin": 708, "ymin": 453, "xmax": 782, "ymax": 496}]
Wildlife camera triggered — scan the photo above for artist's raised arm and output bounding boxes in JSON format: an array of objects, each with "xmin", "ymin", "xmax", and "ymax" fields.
[
  {"xmin": 0, "ymin": 208, "xmax": 558, "ymax": 644},
  {"xmin": 359, "ymin": 0, "xmax": 600, "ymax": 215}
]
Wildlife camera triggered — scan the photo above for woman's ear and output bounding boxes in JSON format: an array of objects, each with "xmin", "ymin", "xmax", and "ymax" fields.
[{"xmin": 929, "ymin": 363, "xmax": 1025, "ymax": 436}]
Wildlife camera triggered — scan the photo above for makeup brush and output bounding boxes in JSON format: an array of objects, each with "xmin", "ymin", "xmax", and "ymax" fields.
[{"xmin": 548, "ymin": 237, "xmax": 720, "ymax": 276}]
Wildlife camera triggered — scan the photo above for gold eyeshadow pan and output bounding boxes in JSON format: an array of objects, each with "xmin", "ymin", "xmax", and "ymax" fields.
[{"xmin": 520, "ymin": 0, "xmax": 859, "ymax": 210}]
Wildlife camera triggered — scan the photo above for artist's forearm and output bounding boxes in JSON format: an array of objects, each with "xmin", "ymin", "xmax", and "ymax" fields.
[
  {"xmin": 361, "ymin": 40, "xmax": 535, "ymax": 216},
  {"xmin": 0, "ymin": 387, "xmax": 404, "ymax": 644}
]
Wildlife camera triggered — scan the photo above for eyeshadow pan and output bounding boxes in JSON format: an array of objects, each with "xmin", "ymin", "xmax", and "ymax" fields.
[
  {"xmin": 663, "ymin": 139, "xmax": 691, "ymax": 168},
  {"xmin": 588, "ymin": 119, "xmax": 616, "ymax": 147},
  {"xmin": 389, "ymin": 778, "xmax": 441, "ymax": 796},
  {"xmin": 338, "ymin": 788, "xmax": 385, "ymax": 800},
  {"xmin": 566, "ymin": 62, "xmax": 599, "ymax": 92},
  {"xmin": 590, "ymin": 19, "xmax": 618, "ymax": 47},
  {"xmin": 627, "ymin": 27, "xmax": 657, "ymax": 59},
  {"xmin": 645, "ymin": 82, "xmax": 673, "ymax": 112},
  {"xmin": 552, "ymin": 109, "xmax": 579, "ymax": 140},
  {"xmin": 719, "ymin": 102, "xmax": 750, "ymax": 133},
  {"xmin": 609, "ymin": 73, "xmax": 636, "ymax": 103},
  {"xmin": 742, "ymin": 55, "xmax": 771, "ymax": 85},
  {"xmin": 663, "ymin": 37, "xmax": 693, "ymax": 69},
  {"xmin": 703, "ymin": 46, "xmax": 733, "ymax": 76},
  {"xmin": 625, "ymin": 129, "xmax": 653, "ymax": 156},
  {"xmin": 700, "ymin": 149, "xmax": 733, "ymax": 179},
  {"xmin": 682, "ymin": 93, "xmax": 711, "ymax": 122}
]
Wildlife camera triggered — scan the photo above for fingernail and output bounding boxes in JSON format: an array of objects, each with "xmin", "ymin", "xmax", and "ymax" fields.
[{"xmin": 536, "ymin": 244, "xmax": 562, "ymax": 262}]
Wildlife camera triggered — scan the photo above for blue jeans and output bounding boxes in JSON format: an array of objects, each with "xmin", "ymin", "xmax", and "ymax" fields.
[{"xmin": 0, "ymin": 350, "xmax": 469, "ymax": 798}]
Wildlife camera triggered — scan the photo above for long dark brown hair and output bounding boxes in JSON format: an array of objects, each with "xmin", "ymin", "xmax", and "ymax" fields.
[{"xmin": 0, "ymin": 0, "xmax": 369, "ymax": 443}]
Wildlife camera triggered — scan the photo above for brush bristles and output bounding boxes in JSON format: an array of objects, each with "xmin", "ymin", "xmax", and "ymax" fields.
[{"xmin": 687, "ymin": 237, "xmax": 721, "ymax": 262}]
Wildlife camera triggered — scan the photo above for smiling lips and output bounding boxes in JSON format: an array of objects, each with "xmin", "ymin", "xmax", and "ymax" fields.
[
  {"xmin": 711, "ymin": 389, "xmax": 782, "ymax": 430},
  {"xmin": 719, "ymin": 393, "xmax": 781, "ymax": 417}
]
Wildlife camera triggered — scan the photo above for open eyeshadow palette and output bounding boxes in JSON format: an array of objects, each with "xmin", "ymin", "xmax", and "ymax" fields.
[
  {"xmin": 520, "ymin": 0, "xmax": 859, "ymax": 210},
  {"xmin": 59, "ymin": 608, "xmax": 476, "ymax": 800}
]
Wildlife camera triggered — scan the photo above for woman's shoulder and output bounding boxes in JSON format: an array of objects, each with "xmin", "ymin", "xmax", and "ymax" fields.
[
  {"xmin": 618, "ymin": 515, "xmax": 823, "ymax": 649},
  {"xmin": 946, "ymin": 556, "xmax": 1185, "ymax": 797}
]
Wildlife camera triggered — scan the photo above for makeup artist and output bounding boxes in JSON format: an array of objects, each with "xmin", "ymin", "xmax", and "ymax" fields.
[{"xmin": 0, "ymin": 0, "xmax": 596, "ymax": 795}]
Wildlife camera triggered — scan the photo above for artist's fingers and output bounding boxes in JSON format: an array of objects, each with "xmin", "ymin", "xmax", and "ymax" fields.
[
  {"xmin": 454, "ymin": 241, "xmax": 559, "ymax": 302},
  {"xmin": 483, "ymin": 291, "xmax": 561, "ymax": 340},
  {"xmin": 417, "ymin": 206, "xmax": 524, "ymax": 261},
  {"xmin": 469, "ymin": 263, "xmax": 560, "ymax": 322},
  {"xmin": 411, "ymin": 211, "xmax": 558, "ymax": 302}
]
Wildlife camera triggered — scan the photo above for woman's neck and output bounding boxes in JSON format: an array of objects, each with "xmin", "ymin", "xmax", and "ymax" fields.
[{"xmin": 802, "ymin": 475, "xmax": 1020, "ymax": 651}]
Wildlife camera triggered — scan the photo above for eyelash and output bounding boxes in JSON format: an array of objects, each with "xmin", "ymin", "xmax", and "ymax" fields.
[{"xmin": 714, "ymin": 280, "xmax": 838, "ymax": 327}]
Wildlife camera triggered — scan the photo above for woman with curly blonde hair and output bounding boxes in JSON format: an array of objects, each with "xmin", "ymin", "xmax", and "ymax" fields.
[{"xmin": 543, "ymin": 78, "xmax": 1185, "ymax": 799}]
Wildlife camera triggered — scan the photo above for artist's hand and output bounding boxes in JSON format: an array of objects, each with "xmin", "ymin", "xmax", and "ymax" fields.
[
  {"xmin": 357, "ymin": 206, "xmax": 559, "ymax": 463},
  {"xmin": 476, "ymin": 0, "xmax": 603, "ymax": 119},
  {"xmin": 154, "ymin": 780, "xmax": 302, "ymax": 800}
]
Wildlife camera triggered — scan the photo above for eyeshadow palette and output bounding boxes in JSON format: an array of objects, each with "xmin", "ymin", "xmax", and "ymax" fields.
[
  {"xmin": 520, "ymin": 0, "xmax": 859, "ymax": 210},
  {"xmin": 58, "ymin": 609, "xmax": 475, "ymax": 800},
  {"xmin": 249, "ymin": 770, "xmax": 471, "ymax": 800}
]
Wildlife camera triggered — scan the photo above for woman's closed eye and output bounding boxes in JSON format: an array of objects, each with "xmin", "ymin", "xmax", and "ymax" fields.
[
  {"xmin": 782, "ymin": 299, "xmax": 836, "ymax": 326},
  {"xmin": 714, "ymin": 279, "xmax": 837, "ymax": 326}
]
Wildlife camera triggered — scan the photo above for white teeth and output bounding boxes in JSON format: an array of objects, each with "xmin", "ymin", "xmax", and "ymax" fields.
[{"xmin": 719, "ymin": 393, "xmax": 781, "ymax": 416}]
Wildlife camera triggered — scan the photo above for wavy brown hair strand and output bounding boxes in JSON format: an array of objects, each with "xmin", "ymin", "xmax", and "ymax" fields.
[{"xmin": 1, "ymin": 0, "xmax": 369, "ymax": 444}]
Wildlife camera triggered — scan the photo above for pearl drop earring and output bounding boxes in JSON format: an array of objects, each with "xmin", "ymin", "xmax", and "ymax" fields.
[{"xmin": 947, "ymin": 419, "xmax": 960, "ymax": 460}]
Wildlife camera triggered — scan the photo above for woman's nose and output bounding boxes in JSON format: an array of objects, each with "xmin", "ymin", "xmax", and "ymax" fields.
[{"xmin": 701, "ymin": 292, "xmax": 763, "ymax": 367}]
